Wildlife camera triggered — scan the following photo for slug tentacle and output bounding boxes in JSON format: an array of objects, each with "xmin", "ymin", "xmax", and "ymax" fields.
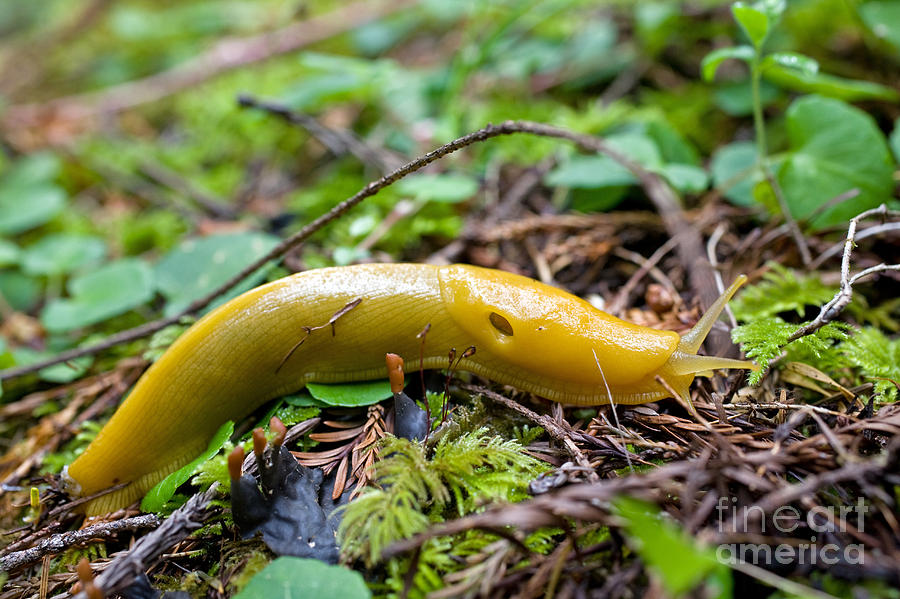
[
  {"xmin": 665, "ymin": 275, "xmax": 758, "ymax": 378},
  {"xmin": 677, "ymin": 275, "xmax": 747, "ymax": 355}
]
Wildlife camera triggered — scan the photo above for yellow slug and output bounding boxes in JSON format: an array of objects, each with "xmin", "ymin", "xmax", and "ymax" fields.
[{"xmin": 63, "ymin": 263, "xmax": 753, "ymax": 514}]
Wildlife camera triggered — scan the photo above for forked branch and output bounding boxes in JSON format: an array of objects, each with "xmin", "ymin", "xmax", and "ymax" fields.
[{"xmin": 788, "ymin": 204, "xmax": 900, "ymax": 342}]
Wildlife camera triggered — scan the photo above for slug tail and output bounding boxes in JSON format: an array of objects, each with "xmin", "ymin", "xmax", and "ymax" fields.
[{"xmin": 75, "ymin": 443, "xmax": 204, "ymax": 516}]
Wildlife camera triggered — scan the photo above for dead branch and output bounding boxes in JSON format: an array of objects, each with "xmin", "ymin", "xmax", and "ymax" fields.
[
  {"xmin": 0, "ymin": 515, "xmax": 159, "ymax": 572},
  {"xmin": 1, "ymin": 0, "xmax": 416, "ymax": 130},
  {"xmin": 238, "ymin": 94, "xmax": 407, "ymax": 173},
  {"xmin": 788, "ymin": 204, "xmax": 900, "ymax": 342},
  {"xmin": 460, "ymin": 383, "xmax": 602, "ymax": 480},
  {"xmin": 0, "ymin": 120, "xmax": 712, "ymax": 381},
  {"xmin": 70, "ymin": 485, "xmax": 219, "ymax": 599}
]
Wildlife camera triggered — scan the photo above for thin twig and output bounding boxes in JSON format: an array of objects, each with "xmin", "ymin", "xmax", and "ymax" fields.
[
  {"xmin": 727, "ymin": 560, "xmax": 839, "ymax": 599},
  {"xmin": 460, "ymin": 383, "xmax": 601, "ymax": 480},
  {"xmin": 138, "ymin": 161, "xmax": 236, "ymax": 219},
  {"xmin": 705, "ymin": 222, "xmax": 738, "ymax": 329},
  {"xmin": 607, "ymin": 237, "xmax": 679, "ymax": 316},
  {"xmin": 0, "ymin": 120, "xmax": 702, "ymax": 381},
  {"xmin": 0, "ymin": 515, "xmax": 159, "ymax": 572},
  {"xmin": 71, "ymin": 485, "xmax": 219, "ymax": 599},
  {"xmin": 763, "ymin": 168, "xmax": 812, "ymax": 266},
  {"xmin": 238, "ymin": 94, "xmax": 406, "ymax": 173},
  {"xmin": 788, "ymin": 204, "xmax": 900, "ymax": 342},
  {"xmin": 731, "ymin": 402, "xmax": 855, "ymax": 419},
  {"xmin": 809, "ymin": 221, "xmax": 900, "ymax": 269}
]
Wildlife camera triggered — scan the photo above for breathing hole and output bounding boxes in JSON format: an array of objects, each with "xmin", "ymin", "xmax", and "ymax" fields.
[{"xmin": 489, "ymin": 312, "xmax": 514, "ymax": 336}]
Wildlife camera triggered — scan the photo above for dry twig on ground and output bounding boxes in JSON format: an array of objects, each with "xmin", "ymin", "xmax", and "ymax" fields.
[
  {"xmin": 0, "ymin": 120, "xmax": 707, "ymax": 382},
  {"xmin": 789, "ymin": 204, "xmax": 900, "ymax": 342}
]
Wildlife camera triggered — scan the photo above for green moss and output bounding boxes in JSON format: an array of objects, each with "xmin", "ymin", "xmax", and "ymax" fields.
[{"xmin": 338, "ymin": 429, "xmax": 548, "ymax": 566}]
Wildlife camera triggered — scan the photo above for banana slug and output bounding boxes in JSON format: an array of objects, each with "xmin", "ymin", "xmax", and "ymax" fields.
[{"xmin": 63, "ymin": 263, "xmax": 754, "ymax": 514}]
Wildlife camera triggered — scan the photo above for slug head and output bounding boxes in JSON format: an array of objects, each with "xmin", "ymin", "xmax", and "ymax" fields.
[
  {"xmin": 646, "ymin": 275, "xmax": 757, "ymax": 414},
  {"xmin": 438, "ymin": 265, "xmax": 680, "ymax": 387},
  {"xmin": 663, "ymin": 275, "xmax": 759, "ymax": 379}
]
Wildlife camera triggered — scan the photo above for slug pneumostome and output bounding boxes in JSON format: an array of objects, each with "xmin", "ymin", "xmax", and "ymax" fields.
[{"xmin": 63, "ymin": 263, "xmax": 754, "ymax": 514}]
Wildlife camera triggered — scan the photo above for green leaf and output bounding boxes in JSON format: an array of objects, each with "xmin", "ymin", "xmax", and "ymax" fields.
[
  {"xmin": 0, "ymin": 339, "xmax": 12, "ymax": 371},
  {"xmin": 656, "ymin": 164, "xmax": 709, "ymax": 193},
  {"xmin": 713, "ymin": 78, "xmax": 780, "ymax": 117},
  {"xmin": 284, "ymin": 392, "xmax": 329, "ymax": 407},
  {"xmin": 0, "ymin": 271, "xmax": 41, "ymax": 311},
  {"xmin": 778, "ymin": 96, "xmax": 894, "ymax": 228},
  {"xmin": 732, "ymin": 3, "xmax": 769, "ymax": 49},
  {"xmin": 545, "ymin": 133, "xmax": 663, "ymax": 190},
  {"xmin": 634, "ymin": 2, "xmax": 679, "ymax": 58},
  {"xmin": 233, "ymin": 557, "xmax": 371, "ymax": 599},
  {"xmin": 21, "ymin": 234, "xmax": 107, "ymax": 277},
  {"xmin": 41, "ymin": 259, "xmax": 155, "ymax": 333},
  {"xmin": 141, "ymin": 420, "xmax": 234, "ymax": 513},
  {"xmin": 281, "ymin": 72, "xmax": 371, "ymax": 111},
  {"xmin": 10, "ymin": 347, "xmax": 92, "ymax": 383},
  {"xmin": 0, "ymin": 183, "xmax": 67, "ymax": 235},
  {"xmin": 614, "ymin": 496, "xmax": 731, "ymax": 598},
  {"xmin": 644, "ymin": 118, "xmax": 701, "ymax": 166},
  {"xmin": 0, "ymin": 239, "xmax": 20, "ymax": 267},
  {"xmin": 762, "ymin": 52, "xmax": 818, "ymax": 76},
  {"xmin": 545, "ymin": 155, "xmax": 635, "ymax": 189},
  {"xmin": 396, "ymin": 173, "xmax": 479, "ymax": 204},
  {"xmin": 859, "ymin": 1, "xmax": 900, "ymax": 50},
  {"xmin": 605, "ymin": 132, "xmax": 664, "ymax": 167},
  {"xmin": 0, "ymin": 153, "xmax": 66, "ymax": 235},
  {"xmin": 154, "ymin": 232, "xmax": 280, "ymax": 317},
  {"xmin": 2, "ymin": 152, "xmax": 61, "ymax": 186},
  {"xmin": 761, "ymin": 64, "xmax": 900, "ymax": 102},
  {"xmin": 890, "ymin": 117, "xmax": 900, "ymax": 164},
  {"xmin": 701, "ymin": 45, "xmax": 754, "ymax": 81},
  {"xmin": 711, "ymin": 141, "xmax": 759, "ymax": 206},
  {"xmin": 306, "ymin": 380, "xmax": 392, "ymax": 407}
]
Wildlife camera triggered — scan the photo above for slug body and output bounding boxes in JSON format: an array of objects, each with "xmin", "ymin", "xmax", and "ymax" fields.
[{"xmin": 64, "ymin": 264, "xmax": 752, "ymax": 514}]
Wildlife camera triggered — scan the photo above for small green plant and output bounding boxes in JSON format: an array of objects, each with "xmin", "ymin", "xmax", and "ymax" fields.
[
  {"xmin": 732, "ymin": 318, "xmax": 850, "ymax": 385},
  {"xmin": 233, "ymin": 557, "xmax": 370, "ymax": 599},
  {"xmin": 731, "ymin": 266, "xmax": 899, "ymax": 401},
  {"xmin": 729, "ymin": 263, "xmax": 836, "ymax": 321},
  {"xmin": 703, "ymin": 1, "xmax": 793, "ymax": 164},
  {"xmin": 842, "ymin": 328, "xmax": 900, "ymax": 401},
  {"xmin": 614, "ymin": 496, "xmax": 731, "ymax": 598},
  {"xmin": 338, "ymin": 428, "xmax": 547, "ymax": 566},
  {"xmin": 141, "ymin": 420, "xmax": 234, "ymax": 513},
  {"xmin": 703, "ymin": 1, "xmax": 897, "ymax": 228}
]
